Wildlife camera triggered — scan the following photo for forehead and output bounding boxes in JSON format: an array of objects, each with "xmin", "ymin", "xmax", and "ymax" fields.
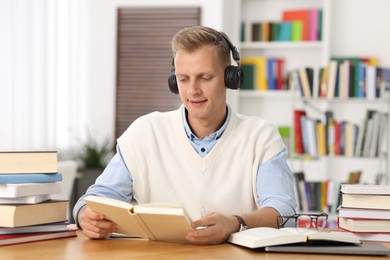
[{"xmin": 175, "ymin": 45, "xmax": 222, "ymax": 73}]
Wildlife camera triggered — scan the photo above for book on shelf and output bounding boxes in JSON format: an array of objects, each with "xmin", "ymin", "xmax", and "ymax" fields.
[
  {"xmin": 0, "ymin": 182, "xmax": 61, "ymax": 198},
  {"xmin": 309, "ymin": 9, "xmax": 319, "ymax": 41},
  {"xmin": 277, "ymin": 126, "xmax": 291, "ymax": 152},
  {"xmin": 366, "ymin": 65, "xmax": 377, "ymax": 99},
  {"xmin": 241, "ymin": 57, "xmax": 267, "ymax": 91},
  {"xmin": 292, "ymin": 172, "xmax": 307, "ymax": 212},
  {"xmin": 331, "ymin": 56, "xmax": 379, "ymax": 98},
  {"xmin": 291, "ymin": 22, "xmax": 302, "ymax": 42},
  {"xmin": 267, "ymin": 58, "xmax": 277, "ymax": 90},
  {"xmin": 282, "ymin": 9, "xmax": 310, "ymax": 41},
  {"xmin": 0, "ymin": 200, "xmax": 68, "ymax": 227},
  {"xmin": 0, "ymin": 151, "xmax": 57, "ymax": 174},
  {"xmin": 338, "ymin": 217, "xmax": 390, "ymax": 233},
  {"xmin": 240, "ymin": 64, "xmax": 255, "ymax": 90},
  {"xmin": 325, "ymin": 110, "xmax": 334, "ymax": 155},
  {"xmin": 84, "ymin": 195, "xmax": 192, "ymax": 242},
  {"xmin": 276, "ymin": 59, "xmax": 285, "ymax": 90},
  {"xmin": 379, "ymin": 67, "xmax": 390, "ymax": 98},
  {"xmin": 298, "ymin": 67, "xmax": 313, "ymax": 97},
  {"xmin": 293, "ymin": 109, "xmax": 307, "ymax": 154},
  {"xmin": 0, "ymin": 230, "xmax": 77, "ymax": 247},
  {"xmin": 0, "ymin": 194, "xmax": 50, "ymax": 204},
  {"xmin": 289, "ymin": 70, "xmax": 303, "ymax": 96},
  {"xmin": 227, "ymin": 227, "xmax": 360, "ymax": 249},
  {"xmin": 0, "ymin": 221, "xmax": 71, "ymax": 235},
  {"xmin": 277, "ymin": 22, "xmax": 292, "ymax": 41},
  {"xmin": 0, "ymin": 173, "xmax": 62, "ymax": 184},
  {"xmin": 326, "ymin": 60, "xmax": 339, "ymax": 99},
  {"xmin": 262, "ymin": 21, "xmax": 270, "ymax": 42},
  {"xmin": 241, "ymin": 57, "xmax": 286, "ymax": 91}
]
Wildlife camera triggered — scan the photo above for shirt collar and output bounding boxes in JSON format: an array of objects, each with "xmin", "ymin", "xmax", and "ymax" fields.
[{"xmin": 181, "ymin": 105, "xmax": 231, "ymax": 141}]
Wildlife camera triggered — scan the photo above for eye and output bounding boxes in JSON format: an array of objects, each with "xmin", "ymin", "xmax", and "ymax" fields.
[
  {"xmin": 200, "ymin": 76, "xmax": 212, "ymax": 81},
  {"xmin": 177, "ymin": 76, "xmax": 188, "ymax": 83}
]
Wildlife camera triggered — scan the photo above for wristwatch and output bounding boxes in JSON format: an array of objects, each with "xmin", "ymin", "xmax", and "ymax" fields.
[{"xmin": 234, "ymin": 215, "xmax": 248, "ymax": 232}]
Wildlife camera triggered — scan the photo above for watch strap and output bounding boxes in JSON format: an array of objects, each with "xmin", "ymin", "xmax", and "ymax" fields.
[{"xmin": 233, "ymin": 215, "xmax": 248, "ymax": 232}]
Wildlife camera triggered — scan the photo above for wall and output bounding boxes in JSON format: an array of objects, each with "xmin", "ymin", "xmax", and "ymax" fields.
[
  {"xmin": 330, "ymin": 0, "xmax": 390, "ymax": 67},
  {"xmin": 83, "ymin": 0, "xmax": 390, "ymax": 144},
  {"xmin": 85, "ymin": 0, "xmax": 225, "ymax": 143}
]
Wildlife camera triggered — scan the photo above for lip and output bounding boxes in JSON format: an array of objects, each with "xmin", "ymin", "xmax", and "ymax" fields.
[{"xmin": 189, "ymin": 99, "xmax": 207, "ymax": 106}]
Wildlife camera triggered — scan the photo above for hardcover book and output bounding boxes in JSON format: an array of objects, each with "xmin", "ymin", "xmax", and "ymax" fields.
[
  {"xmin": 0, "ymin": 230, "xmax": 77, "ymax": 247},
  {"xmin": 0, "ymin": 200, "xmax": 68, "ymax": 227},
  {"xmin": 338, "ymin": 217, "xmax": 390, "ymax": 233},
  {"xmin": 0, "ymin": 151, "xmax": 57, "ymax": 174},
  {"xmin": 0, "ymin": 173, "xmax": 62, "ymax": 184},
  {"xmin": 341, "ymin": 184, "xmax": 390, "ymax": 194},
  {"xmin": 0, "ymin": 182, "xmax": 62, "ymax": 198},
  {"xmin": 341, "ymin": 193, "xmax": 390, "ymax": 210},
  {"xmin": 84, "ymin": 195, "xmax": 192, "ymax": 242}
]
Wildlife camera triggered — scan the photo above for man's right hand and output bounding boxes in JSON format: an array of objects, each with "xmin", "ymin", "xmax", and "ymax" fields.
[{"xmin": 78, "ymin": 205, "xmax": 117, "ymax": 239}]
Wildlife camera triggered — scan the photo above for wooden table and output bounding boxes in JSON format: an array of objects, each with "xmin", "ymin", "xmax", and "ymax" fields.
[{"xmin": 1, "ymin": 231, "xmax": 389, "ymax": 259}]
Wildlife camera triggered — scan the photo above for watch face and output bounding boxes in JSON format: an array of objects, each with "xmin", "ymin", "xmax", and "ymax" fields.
[
  {"xmin": 240, "ymin": 225, "xmax": 248, "ymax": 232},
  {"xmin": 234, "ymin": 215, "xmax": 248, "ymax": 232}
]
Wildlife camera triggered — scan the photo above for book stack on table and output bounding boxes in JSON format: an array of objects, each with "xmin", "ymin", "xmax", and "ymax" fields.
[
  {"xmin": 337, "ymin": 184, "xmax": 390, "ymax": 242},
  {"xmin": 0, "ymin": 151, "xmax": 77, "ymax": 246}
]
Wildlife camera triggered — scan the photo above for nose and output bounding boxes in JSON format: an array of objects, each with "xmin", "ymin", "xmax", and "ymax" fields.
[{"xmin": 187, "ymin": 79, "xmax": 200, "ymax": 95}]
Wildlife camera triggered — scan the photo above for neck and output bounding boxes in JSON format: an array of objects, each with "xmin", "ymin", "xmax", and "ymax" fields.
[{"xmin": 187, "ymin": 106, "xmax": 227, "ymax": 139}]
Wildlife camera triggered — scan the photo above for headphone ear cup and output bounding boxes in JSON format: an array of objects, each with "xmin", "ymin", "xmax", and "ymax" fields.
[
  {"xmin": 224, "ymin": 65, "xmax": 244, "ymax": 90},
  {"xmin": 168, "ymin": 71, "xmax": 179, "ymax": 94}
]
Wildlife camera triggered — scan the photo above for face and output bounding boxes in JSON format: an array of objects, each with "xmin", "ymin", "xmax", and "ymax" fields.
[{"xmin": 174, "ymin": 44, "xmax": 227, "ymax": 128}]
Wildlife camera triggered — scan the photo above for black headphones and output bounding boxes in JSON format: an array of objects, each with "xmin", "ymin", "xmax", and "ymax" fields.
[{"xmin": 168, "ymin": 33, "xmax": 244, "ymax": 94}]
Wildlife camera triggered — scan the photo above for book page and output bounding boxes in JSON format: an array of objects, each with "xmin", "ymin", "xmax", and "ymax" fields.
[
  {"xmin": 133, "ymin": 203, "xmax": 187, "ymax": 216},
  {"xmin": 228, "ymin": 227, "xmax": 307, "ymax": 249},
  {"xmin": 283, "ymin": 227, "xmax": 360, "ymax": 244},
  {"xmin": 135, "ymin": 213, "xmax": 192, "ymax": 242}
]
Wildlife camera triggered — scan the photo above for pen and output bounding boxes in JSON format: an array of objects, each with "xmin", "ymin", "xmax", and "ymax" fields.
[
  {"xmin": 197, "ymin": 207, "xmax": 208, "ymax": 230},
  {"xmin": 201, "ymin": 207, "xmax": 208, "ymax": 218}
]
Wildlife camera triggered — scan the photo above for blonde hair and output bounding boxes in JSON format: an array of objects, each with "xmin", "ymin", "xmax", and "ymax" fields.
[{"xmin": 171, "ymin": 26, "xmax": 231, "ymax": 68}]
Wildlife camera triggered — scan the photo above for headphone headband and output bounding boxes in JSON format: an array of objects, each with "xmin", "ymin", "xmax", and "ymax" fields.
[
  {"xmin": 219, "ymin": 34, "xmax": 240, "ymax": 65},
  {"xmin": 168, "ymin": 31, "xmax": 244, "ymax": 94}
]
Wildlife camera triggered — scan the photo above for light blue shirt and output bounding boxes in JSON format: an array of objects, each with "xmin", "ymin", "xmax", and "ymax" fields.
[{"xmin": 73, "ymin": 106, "xmax": 297, "ymax": 225}]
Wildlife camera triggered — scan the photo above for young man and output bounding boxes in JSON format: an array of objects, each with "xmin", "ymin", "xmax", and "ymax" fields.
[{"xmin": 73, "ymin": 25, "xmax": 296, "ymax": 245}]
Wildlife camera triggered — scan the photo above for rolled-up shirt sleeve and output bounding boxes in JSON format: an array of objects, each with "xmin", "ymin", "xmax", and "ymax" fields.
[
  {"xmin": 72, "ymin": 145, "xmax": 133, "ymax": 226},
  {"xmin": 256, "ymin": 149, "xmax": 297, "ymax": 217}
]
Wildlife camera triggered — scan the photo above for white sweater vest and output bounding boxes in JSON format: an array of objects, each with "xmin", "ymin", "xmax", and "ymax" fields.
[{"xmin": 117, "ymin": 107, "xmax": 285, "ymax": 220}]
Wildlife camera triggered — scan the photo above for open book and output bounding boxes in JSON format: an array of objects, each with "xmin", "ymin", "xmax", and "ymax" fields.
[
  {"xmin": 228, "ymin": 227, "xmax": 361, "ymax": 249},
  {"xmin": 84, "ymin": 195, "xmax": 192, "ymax": 242}
]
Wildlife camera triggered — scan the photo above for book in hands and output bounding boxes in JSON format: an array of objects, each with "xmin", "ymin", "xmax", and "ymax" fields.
[
  {"xmin": 83, "ymin": 195, "xmax": 193, "ymax": 243},
  {"xmin": 228, "ymin": 227, "xmax": 361, "ymax": 249}
]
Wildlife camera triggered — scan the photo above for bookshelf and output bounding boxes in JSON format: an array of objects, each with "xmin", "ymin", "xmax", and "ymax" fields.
[
  {"xmin": 228, "ymin": 0, "xmax": 330, "ymax": 126},
  {"xmin": 226, "ymin": 0, "xmax": 390, "ymax": 213}
]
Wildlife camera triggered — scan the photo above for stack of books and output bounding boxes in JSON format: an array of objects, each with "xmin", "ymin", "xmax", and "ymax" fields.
[
  {"xmin": 337, "ymin": 184, "xmax": 390, "ymax": 242},
  {"xmin": 0, "ymin": 151, "xmax": 77, "ymax": 246}
]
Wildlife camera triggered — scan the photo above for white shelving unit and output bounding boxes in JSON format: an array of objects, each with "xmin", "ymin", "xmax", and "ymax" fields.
[
  {"xmin": 291, "ymin": 97, "xmax": 390, "ymax": 185},
  {"xmin": 226, "ymin": 0, "xmax": 390, "ymax": 185},
  {"xmin": 228, "ymin": 0, "xmax": 330, "ymax": 126}
]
